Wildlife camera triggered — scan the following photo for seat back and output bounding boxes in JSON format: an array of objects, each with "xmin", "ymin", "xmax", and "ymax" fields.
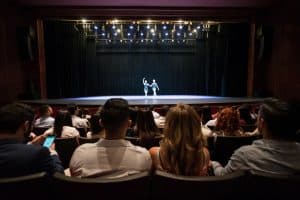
[
  {"xmin": 244, "ymin": 171, "xmax": 300, "ymax": 200},
  {"xmin": 213, "ymin": 135, "xmax": 259, "ymax": 165},
  {"xmin": 125, "ymin": 136, "xmax": 141, "ymax": 146},
  {"xmin": 0, "ymin": 172, "xmax": 50, "ymax": 200},
  {"xmin": 77, "ymin": 136, "xmax": 100, "ymax": 145},
  {"xmin": 240, "ymin": 124, "xmax": 257, "ymax": 132},
  {"xmin": 55, "ymin": 137, "xmax": 79, "ymax": 169},
  {"xmin": 140, "ymin": 135, "xmax": 163, "ymax": 149},
  {"xmin": 52, "ymin": 172, "xmax": 151, "ymax": 200},
  {"xmin": 152, "ymin": 170, "xmax": 245, "ymax": 199},
  {"xmin": 76, "ymin": 127, "xmax": 87, "ymax": 137},
  {"xmin": 32, "ymin": 127, "xmax": 49, "ymax": 136}
]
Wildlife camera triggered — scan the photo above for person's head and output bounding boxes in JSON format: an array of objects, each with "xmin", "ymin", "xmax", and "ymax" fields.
[
  {"xmin": 38, "ymin": 104, "xmax": 52, "ymax": 117},
  {"xmin": 160, "ymin": 103, "xmax": 206, "ymax": 176},
  {"xmin": 153, "ymin": 79, "xmax": 155, "ymax": 83},
  {"xmin": 215, "ymin": 107, "xmax": 241, "ymax": 136},
  {"xmin": 0, "ymin": 103, "xmax": 34, "ymax": 141},
  {"xmin": 100, "ymin": 98, "xmax": 130, "ymax": 138},
  {"xmin": 89, "ymin": 112, "xmax": 104, "ymax": 135},
  {"xmin": 54, "ymin": 109, "xmax": 73, "ymax": 137},
  {"xmin": 67, "ymin": 103, "xmax": 78, "ymax": 115},
  {"xmin": 238, "ymin": 104, "xmax": 255, "ymax": 124},
  {"xmin": 258, "ymin": 99, "xmax": 299, "ymax": 140},
  {"xmin": 136, "ymin": 108, "xmax": 159, "ymax": 140}
]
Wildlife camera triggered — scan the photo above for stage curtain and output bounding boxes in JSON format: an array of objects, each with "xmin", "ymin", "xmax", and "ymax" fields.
[{"xmin": 44, "ymin": 21, "xmax": 249, "ymax": 98}]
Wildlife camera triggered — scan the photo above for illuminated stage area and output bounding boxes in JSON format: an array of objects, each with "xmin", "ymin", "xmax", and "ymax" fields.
[{"xmin": 21, "ymin": 95, "xmax": 265, "ymax": 106}]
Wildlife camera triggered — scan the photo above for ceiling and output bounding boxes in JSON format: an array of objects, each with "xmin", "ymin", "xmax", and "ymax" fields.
[{"xmin": 15, "ymin": 0, "xmax": 279, "ymax": 8}]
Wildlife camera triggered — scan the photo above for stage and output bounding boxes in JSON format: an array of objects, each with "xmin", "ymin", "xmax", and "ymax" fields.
[{"xmin": 20, "ymin": 95, "xmax": 266, "ymax": 106}]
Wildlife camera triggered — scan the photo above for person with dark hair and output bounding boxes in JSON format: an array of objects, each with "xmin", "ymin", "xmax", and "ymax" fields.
[
  {"xmin": 34, "ymin": 104, "xmax": 55, "ymax": 128},
  {"xmin": 86, "ymin": 112, "xmax": 105, "ymax": 138},
  {"xmin": 70, "ymin": 98, "xmax": 152, "ymax": 178},
  {"xmin": 67, "ymin": 103, "xmax": 89, "ymax": 130},
  {"xmin": 0, "ymin": 103, "xmax": 64, "ymax": 177},
  {"xmin": 44, "ymin": 109, "xmax": 79, "ymax": 138},
  {"xmin": 134, "ymin": 108, "xmax": 162, "ymax": 144},
  {"xmin": 211, "ymin": 99, "xmax": 300, "ymax": 176}
]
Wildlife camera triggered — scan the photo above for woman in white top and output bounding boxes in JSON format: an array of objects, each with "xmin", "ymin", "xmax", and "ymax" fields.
[{"xmin": 44, "ymin": 109, "xmax": 79, "ymax": 138}]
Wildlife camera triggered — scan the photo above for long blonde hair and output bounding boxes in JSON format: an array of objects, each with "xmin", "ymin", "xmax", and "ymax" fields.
[{"xmin": 160, "ymin": 103, "xmax": 208, "ymax": 176}]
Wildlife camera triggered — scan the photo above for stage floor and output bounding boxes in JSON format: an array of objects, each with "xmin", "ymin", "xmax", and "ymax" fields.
[{"xmin": 21, "ymin": 95, "xmax": 265, "ymax": 106}]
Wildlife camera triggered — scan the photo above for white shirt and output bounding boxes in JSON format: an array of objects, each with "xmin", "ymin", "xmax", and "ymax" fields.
[
  {"xmin": 34, "ymin": 116, "xmax": 55, "ymax": 128},
  {"xmin": 44, "ymin": 126, "xmax": 80, "ymax": 138},
  {"xmin": 72, "ymin": 115, "xmax": 89, "ymax": 128},
  {"xmin": 70, "ymin": 139, "xmax": 152, "ymax": 178}
]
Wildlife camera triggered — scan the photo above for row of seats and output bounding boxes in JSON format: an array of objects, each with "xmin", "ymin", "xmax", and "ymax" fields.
[
  {"xmin": 53, "ymin": 134, "xmax": 261, "ymax": 169},
  {"xmin": 1, "ymin": 170, "xmax": 298, "ymax": 200}
]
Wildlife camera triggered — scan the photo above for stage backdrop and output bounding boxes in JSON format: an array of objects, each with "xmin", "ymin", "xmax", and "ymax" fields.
[{"xmin": 44, "ymin": 21, "xmax": 249, "ymax": 98}]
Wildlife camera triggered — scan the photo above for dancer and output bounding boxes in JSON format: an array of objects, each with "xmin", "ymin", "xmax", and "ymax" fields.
[
  {"xmin": 142, "ymin": 78, "xmax": 150, "ymax": 96},
  {"xmin": 151, "ymin": 79, "xmax": 159, "ymax": 96}
]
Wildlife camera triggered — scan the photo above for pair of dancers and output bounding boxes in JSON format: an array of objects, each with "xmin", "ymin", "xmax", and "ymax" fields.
[{"xmin": 143, "ymin": 77, "xmax": 159, "ymax": 96}]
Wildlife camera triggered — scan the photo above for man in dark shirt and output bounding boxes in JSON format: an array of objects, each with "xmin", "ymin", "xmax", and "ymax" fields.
[{"xmin": 0, "ymin": 103, "xmax": 64, "ymax": 177}]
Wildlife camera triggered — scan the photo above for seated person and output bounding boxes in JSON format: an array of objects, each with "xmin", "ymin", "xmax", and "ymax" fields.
[
  {"xmin": 211, "ymin": 99, "xmax": 300, "ymax": 176},
  {"xmin": 86, "ymin": 112, "xmax": 105, "ymax": 139},
  {"xmin": 209, "ymin": 107, "xmax": 244, "ymax": 137},
  {"xmin": 44, "ymin": 110, "xmax": 79, "ymax": 138},
  {"xmin": 34, "ymin": 104, "xmax": 54, "ymax": 128},
  {"xmin": 150, "ymin": 103, "xmax": 210, "ymax": 176},
  {"xmin": 70, "ymin": 98, "xmax": 152, "ymax": 178},
  {"xmin": 0, "ymin": 103, "xmax": 64, "ymax": 177}
]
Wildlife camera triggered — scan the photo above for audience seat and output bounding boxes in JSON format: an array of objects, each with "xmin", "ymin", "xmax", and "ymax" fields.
[
  {"xmin": 152, "ymin": 170, "xmax": 245, "ymax": 199},
  {"xmin": 77, "ymin": 136, "xmax": 99, "ymax": 145},
  {"xmin": 244, "ymin": 171, "xmax": 300, "ymax": 200},
  {"xmin": 51, "ymin": 171, "xmax": 151, "ymax": 200},
  {"xmin": 0, "ymin": 172, "xmax": 50, "ymax": 200},
  {"xmin": 32, "ymin": 127, "xmax": 49, "ymax": 136},
  {"xmin": 212, "ymin": 135, "xmax": 260, "ymax": 166},
  {"xmin": 55, "ymin": 137, "xmax": 79, "ymax": 169}
]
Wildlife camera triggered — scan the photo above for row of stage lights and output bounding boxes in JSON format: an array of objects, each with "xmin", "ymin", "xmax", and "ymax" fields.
[{"xmin": 74, "ymin": 19, "xmax": 215, "ymax": 44}]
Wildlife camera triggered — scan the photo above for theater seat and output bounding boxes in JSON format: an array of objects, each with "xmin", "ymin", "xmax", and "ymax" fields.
[
  {"xmin": 152, "ymin": 170, "xmax": 245, "ymax": 199},
  {"xmin": 51, "ymin": 171, "xmax": 151, "ymax": 200}
]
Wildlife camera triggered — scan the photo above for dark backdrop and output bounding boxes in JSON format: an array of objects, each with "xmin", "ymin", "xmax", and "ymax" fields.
[{"xmin": 44, "ymin": 21, "xmax": 249, "ymax": 98}]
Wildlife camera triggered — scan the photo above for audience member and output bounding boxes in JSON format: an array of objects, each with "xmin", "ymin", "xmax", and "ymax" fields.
[
  {"xmin": 211, "ymin": 107, "xmax": 244, "ymax": 136},
  {"xmin": 238, "ymin": 104, "xmax": 256, "ymax": 125},
  {"xmin": 67, "ymin": 103, "xmax": 89, "ymax": 129},
  {"xmin": 70, "ymin": 98, "xmax": 152, "ymax": 178},
  {"xmin": 149, "ymin": 103, "xmax": 210, "ymax": 176},
  {"xmin": 86, "ymin": 112, "xmax": 105, "ymax": 138},
  {"xmin": 34, "ymin": 104, "xmax": 55, "ymax": 128},
  {"xmin": 0, "ymin": 103, "xmax": 64, "ymax": 177},
  {"xmin": 211, "ymin": 99, "xmax": 300, "ymax": 175},
  {"xmin": 44, "ymin": 110, "xmax": 79, "ymax": 138},
  {"xmin": 134, "ymin": 108, "xmax": 162, "ymax": 143}
]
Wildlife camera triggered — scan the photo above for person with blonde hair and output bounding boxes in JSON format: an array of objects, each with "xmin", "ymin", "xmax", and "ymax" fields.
[{"xmin": 150, "ymin": 103, "xmax": 210, "ymax": 176}]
